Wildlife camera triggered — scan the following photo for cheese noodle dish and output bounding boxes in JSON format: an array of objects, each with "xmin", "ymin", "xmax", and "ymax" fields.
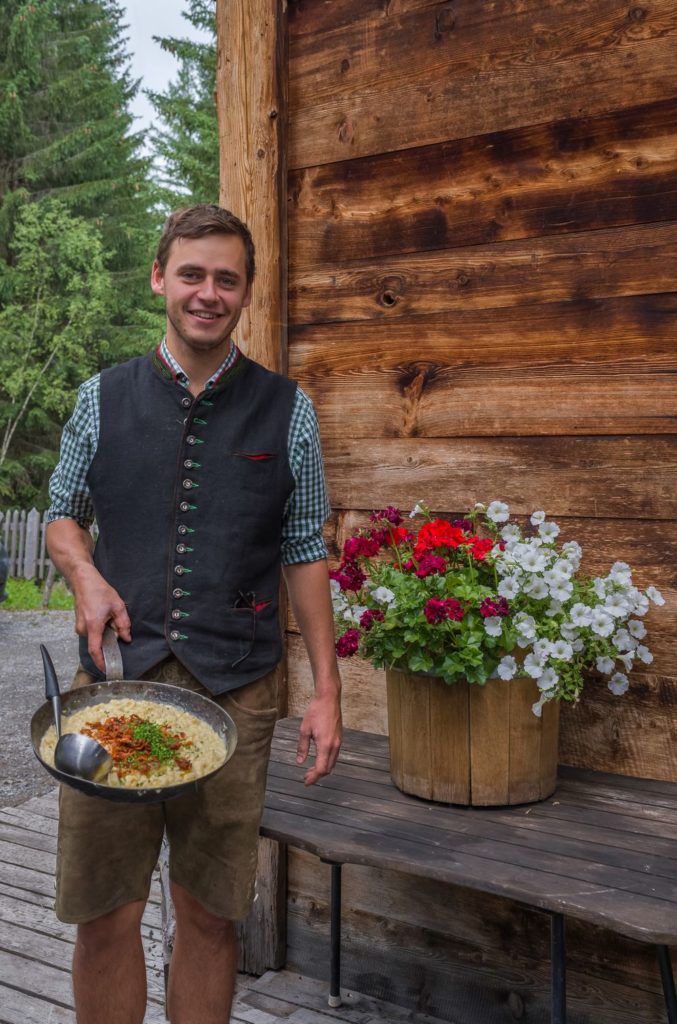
[{"xmin": 40, "ymin": 698, "xmax": 227, "ymax": 788}]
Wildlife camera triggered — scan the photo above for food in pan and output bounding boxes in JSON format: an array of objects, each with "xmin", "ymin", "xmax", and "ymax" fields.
[{"xmin": 40, "ymin": 698, "xmax": 227, "ymax": 788}]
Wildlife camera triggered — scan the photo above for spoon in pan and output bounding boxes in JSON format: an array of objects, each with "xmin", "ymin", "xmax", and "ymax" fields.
[{"xmin": 40, "ymin": 644, "xmax": 113, "ymax": 782}]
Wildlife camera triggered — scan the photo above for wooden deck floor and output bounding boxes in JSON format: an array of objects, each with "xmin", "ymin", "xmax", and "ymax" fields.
[{"xmin": 0, "ymin": 789, "xmax": 449, "ymax": 1024}]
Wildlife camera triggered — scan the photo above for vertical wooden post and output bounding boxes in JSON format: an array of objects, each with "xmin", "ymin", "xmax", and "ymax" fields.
[{"xmin": 215, "ymin": 0, "xmax": 288, "ymax": 375}]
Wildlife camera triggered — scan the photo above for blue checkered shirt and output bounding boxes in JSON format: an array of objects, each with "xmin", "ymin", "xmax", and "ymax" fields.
[{"xmin": 47, "ymin": 340, "xmax": 330, "ymax": 565}]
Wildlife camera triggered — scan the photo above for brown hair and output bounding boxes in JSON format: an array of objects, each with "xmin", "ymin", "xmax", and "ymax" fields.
[{"xmin": 155, "ymin": 204, "xmax": 256, "ymax": 283}]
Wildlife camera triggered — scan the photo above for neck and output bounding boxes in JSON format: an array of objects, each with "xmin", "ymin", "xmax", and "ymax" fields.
[{"xmin": 165, "ymin": 333, "xmax": 232, "ymax": 396}]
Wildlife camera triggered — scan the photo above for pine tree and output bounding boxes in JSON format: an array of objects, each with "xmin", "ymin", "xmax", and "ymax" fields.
[{"xmin": 147, "ymin": 0, "xmax": 219, "ymax": 206}]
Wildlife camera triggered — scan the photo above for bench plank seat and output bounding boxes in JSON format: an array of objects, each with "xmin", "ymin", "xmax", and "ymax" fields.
[{"xmin": 261, "ymin": 720, "xmax": 677, "ymax": 947}]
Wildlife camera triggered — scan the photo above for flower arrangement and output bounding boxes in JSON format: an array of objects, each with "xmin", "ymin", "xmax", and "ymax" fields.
[{"xmin": 331, "ymin": 501, "xmax": 664, "ymax": 716}]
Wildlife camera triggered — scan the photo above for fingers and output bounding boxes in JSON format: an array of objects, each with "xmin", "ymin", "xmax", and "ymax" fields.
[
  {"xmin": 296, "ymin": 722, "xmax": 311, "ymax": 766},
  {"xmin": 298, "ymin": 709, "xmax": 343, "ymax": 786}
]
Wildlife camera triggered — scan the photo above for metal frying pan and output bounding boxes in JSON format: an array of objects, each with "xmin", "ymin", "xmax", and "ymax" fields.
[{"xmin": 30, "ymin": 635, "xmax": 238, "ymax": 804}]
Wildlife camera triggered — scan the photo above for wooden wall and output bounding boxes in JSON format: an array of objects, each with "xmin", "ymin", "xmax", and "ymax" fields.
[{"xmin": 281, "ymin": 1, "xmax": 677, "ymax": 1021}]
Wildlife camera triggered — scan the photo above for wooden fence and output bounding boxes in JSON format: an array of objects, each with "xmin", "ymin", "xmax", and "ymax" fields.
[{"xmin": 1, "ymin": 509, "xmax": 53, "ymax": 581}]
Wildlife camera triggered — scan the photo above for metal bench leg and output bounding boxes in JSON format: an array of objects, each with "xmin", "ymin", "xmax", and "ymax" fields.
[
  {"xmin": 322, "ymin": 860, "xmax": 342, "ymax": 1007},
  {"xmin": 551, "ymin": 912, "xmax": 566, "ymax": 1024},
  {"xmin": 658, "ymin": 945, "xmax": 677, "ymax": 1024}
]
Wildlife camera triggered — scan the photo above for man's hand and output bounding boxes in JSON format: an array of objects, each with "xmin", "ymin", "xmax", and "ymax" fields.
[
  {"xmin": 296, "ymin": 692, "xmax": 343, "ymax": 786},
  {"xmin": 46, "ymin": 518, "xmax": 131, "ymax": 673}
]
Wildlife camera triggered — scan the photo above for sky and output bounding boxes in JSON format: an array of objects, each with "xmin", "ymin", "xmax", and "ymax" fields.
[{"xmin": 120, "ymin": 0, "xmax": 212, "ymax": 136}]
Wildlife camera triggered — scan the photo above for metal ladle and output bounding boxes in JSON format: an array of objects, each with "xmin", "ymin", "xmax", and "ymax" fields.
[{"xmin": 40, "ymin": 644, "xmax": 113, "ymax": 782}]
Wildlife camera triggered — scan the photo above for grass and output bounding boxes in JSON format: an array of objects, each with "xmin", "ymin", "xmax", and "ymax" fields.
[{"xmin": 2, "ymin": 577, "xmax": 74, "ymax": 611}]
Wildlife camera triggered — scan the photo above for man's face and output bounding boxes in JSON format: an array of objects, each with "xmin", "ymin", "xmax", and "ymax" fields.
[{"xmin": 150, "ymin": 233, "xmax": 252, "ymax": 355}]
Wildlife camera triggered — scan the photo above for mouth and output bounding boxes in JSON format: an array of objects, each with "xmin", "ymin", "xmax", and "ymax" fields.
[{"xmin": 188, "ymin": 310, "xmax": 222, "ymax": 322}]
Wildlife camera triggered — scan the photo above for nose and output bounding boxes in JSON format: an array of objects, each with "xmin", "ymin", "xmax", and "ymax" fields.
[{"xmin": 197, "ymin": 276, "xmax": 218, "ymax": 302}]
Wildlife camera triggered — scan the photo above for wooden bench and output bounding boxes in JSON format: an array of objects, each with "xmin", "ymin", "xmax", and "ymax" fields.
[{"xmin": 260, "ymin": 718, "xmax": 677, "ymax": 1024}]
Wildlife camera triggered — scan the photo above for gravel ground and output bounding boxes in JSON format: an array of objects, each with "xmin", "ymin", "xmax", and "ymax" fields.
[{"xmin": 0, "ymin": 609, "xmax": 80, "ymax": 806}]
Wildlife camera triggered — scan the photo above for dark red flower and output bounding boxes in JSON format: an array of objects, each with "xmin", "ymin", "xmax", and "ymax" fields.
[
  {"xmin": 479, "ymin": 597, "xmax": 510, "ymax": 618},
  {"xmin": 415, "ymin": 554, "xmax": 447, "ymax": 578},
  {"xmin": 329, "ymin": 562, "xmax": 366, "ymax": 592},
  {"xmin": 452, "ymin": 518, "xmax": 473, "ymax": 532},
  {"xmin": 370, "ymin": 506, "xmax": 403, "ymax": 526},
  {"xmin": 424, "ymin": 598, "xmax": 449, "ymax": 624},
  {"xmin": 343, "ymin": 534, "xmax": 382, "ymax": 561},
  {"xmin": 444, "ymin": 598, "xmax": 465, "ymax": 621},
  {"xmin": 360, "ymin": 608, "xmax": 385, "ymax": 631},
  {"xmin": 336, "ymin": 629, "xmax": 360, "ymax": 657}
]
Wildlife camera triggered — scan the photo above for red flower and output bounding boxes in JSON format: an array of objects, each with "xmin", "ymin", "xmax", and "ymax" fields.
[
  {"xmin": 336, "ymin": 629, "xmax": 360, "ymax": 657},
  {"xmin": 424, "ymin": 597, "xmax": 465, "ymax": 624},
  {"xmin": 480, "ymin": 597, "xmax": 510, "ymax": 618},
  {"xmin": 414, "ymin": 519, "xmax": 467, "ymax": 557},
  {"xmin": 329, "ymin": 562, "xmax": 366, "ymax": 592},
  {"xmin": 470, "ymin": 537, "xmax": 494, "ymax": 561},
  {"xmin": 415, "ymin": 554, "xmax": 447, "ymax": 578},
  {"xmin": 384, "ymin": 526, "xmax": 410, "ymax": 547},
  {"xmin": 343, "ymin": 534, "xmax": 381, "ymax": 561},
  {"xmin": 452, "ymin": 518, "xmax": 473, "ymax": 532},
  {"xmin": 360, "ymin": 608, "xmax": 385, "ymax": 631}
]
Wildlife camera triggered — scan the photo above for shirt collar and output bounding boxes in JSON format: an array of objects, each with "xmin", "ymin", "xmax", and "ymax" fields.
[{"xmin": 158, "ymin": 337, "xmax": 240, "ymax": 390}]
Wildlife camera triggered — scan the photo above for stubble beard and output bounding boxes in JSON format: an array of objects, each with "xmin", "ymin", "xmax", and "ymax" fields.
[{"xmin": 167, "ymin": 307, "xmax": 242, "ymax": 355}]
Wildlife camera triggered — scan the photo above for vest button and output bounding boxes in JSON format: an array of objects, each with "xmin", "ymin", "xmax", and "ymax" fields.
[
  {"xmin": 170, "ymin": 630, "xmax": 181, "ymax": 641},
  {"xmin": 181, "ymin": 396, "xmax": 192, "ymax": 408},
  {"xmin": 186, "ymin": 435, "xmax": 196, "ymax": 445},
  {"xmin": 171, "ymin": 609, "xmax": 182, "ymax": 620},
  {"xmin": 176, "ymin": 543, "xmax": 187, "ymax": 554},
  {"xmin": 172, "ymin": 588, "xmax": 184, "ymax": 598},
  {"xmin": 182, "ymin": 479, "xmax": 193, "ymax": 489},
  {"xmin": 179, "ymin": 501, "xmax": 190, "ymax": 512},
  {"xmin": 177, "ymin": 525, "xmax": 188, "ymax": 535},
  {"xmin": 174, "ymin": 565, "xmax": 185, "ymax": 575},
  {"xmin": 184, "ymin": 459, "xmax": 194, "ymax": 469}
]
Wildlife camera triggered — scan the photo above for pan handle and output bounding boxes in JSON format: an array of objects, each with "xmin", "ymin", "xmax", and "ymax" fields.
[{"xmin": 102, "ymin": 626, "xmax": 124, "ymax": 681}]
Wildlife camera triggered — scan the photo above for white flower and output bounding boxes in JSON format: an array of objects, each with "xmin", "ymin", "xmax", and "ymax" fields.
[
  {"xmin": 596, "ymin": 656, "xmax": 615, "ymax": 674},
  {"xmin": 590, "ymin": 608, "xmax": 614, "ymax": 637},
  {"xmin": 608, "ymin": 672, "xmax": 629, "ymax": 696},
  {"xmin": 608, "ymin": 561, "xmax": 632, "ymax": 586},
  {"xmin": 546, "ymin": 600, "xmax": 562, "ymax": 617},
  {"xmin": 572, "ymin": 638, "xmax": 584, "ymax": 652},
  {"xmin": 646, "ymin": 586, "xmax": 665, "ymax": 606},
  {"xmin": 537, "ymin": 667, "xmax": 559, "ymax": 690},
  {"xmin": 531, "ymin": 701, "xmax": 543, "ymax": 718},
  {"xmin": 543, "ymin": 568, "xmax": 567, "ymax": 586},
  {"xmin": 343, "ymin": 605, "xmax": 368, "ymax": 624},
  {"xmin": 498, "ymin": 576, "xmax": 521, "ymax": 599},
  {"xmin": 559, "ymin": 623, "xmax": 579, "ymax": 642},
  {"xmin": 486, "ymin": 500, "xmax": 510, "ymax": 523},
  {"xmin": 483, "ymin": 616, "xmax": 503, "ymax": 637},
  {"xmin": 532, "ymin": 638, "xmax": 552, "ymax": 658},
  {"xmin": 618, "ymin": 652, "xmax": 635, "ymax": 672},
  {"xmin": 569, "ymin": 602, "xmax": 592, "ymax": 627},
  {"xmin": 519, "ymin": 548, "xmax": 549, "ymax": 573},
  {"xmin": 631, "ymin": 593, "xmax": 650, "ymax": 616},
  {"xmin": 592, "ymin": 577, "xmax": 607, "ymax": 600},
  {"xmin": 524, "ymin": 578, "xmax": 549, "ymax": 600},
  {"xmin": 561, "ymin": 540, "xmax": 582, "ymax": 567},
  {"xmin": 636, "ymin": 644, "xmax": 653, "ymax": 665},
  {"xmin": 497, "ymin": 656, "xmax": 517, "ymax": 680},
  {"xmin": 330, "ymin": 578, "xmax": 342, "ymax": 596},
  {"xmin": 500, "ymin": 523, "xmax": 521, "ymax": 541},
  {"xmin": 628, "ymin": 619, "xmax": 647, "ymax": 639},
  {"xmin": 551, "ymin": 640, "xmax": 573, "ymax": 661},
  {"xmin": 372, "ymin": 586, "xmax": 396, "ymax": 606},
  {"xmin": 524, "ymin": 652, "xmax": 545, "ymax": 678},
  {"xmin": 550, "ymin": 581, "xmax": 574, "ymax": 602},
  {"xmin": 612, "ymin": 628, "xmax": 636, "ymax": 653},
  {"xmin": 538, "ymin": 521, "xmax": 561, "ymax": 542},
  {"xmin": 515, "ymin": 614, "xmax": 537, "ymax": 639},
  {"xmin": 530, "ymin": 510, "xmax": 546, "ymax": 525},
  {"xmin": 604, "ymin": 592, "xmax": 630, "ymax": 618},
  {"xmin": 409, "ymin": 502, "xmax": 425, "ymax": 518},
  {"xmin": 553, "ymin": 559, "xmax": 575, "ymax": 578}
]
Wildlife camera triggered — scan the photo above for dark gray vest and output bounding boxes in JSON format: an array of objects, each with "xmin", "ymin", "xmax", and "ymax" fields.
[{"xmin": 80, "ymin": 350, "xmax": 297, "ymax": 694}]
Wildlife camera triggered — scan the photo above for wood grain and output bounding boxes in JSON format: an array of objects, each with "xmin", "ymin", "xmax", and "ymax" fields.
[
  {"xmin": 319, "ymin": 437, "xmax": 677, "ymax": 521},
  {"xmin": 288, "ymin": 31, "xmax": 677, "ymax": 166},
  {"xmin": 288, "ymin": 98, "xmax": 677, "ymax": 267},
  {"xmin": 216, "ymin": 0, "xmax": 287, "ymax": 370},
  {"xmin": 290, "ymin": 222, "xmax": 677, "ymax": 324}
]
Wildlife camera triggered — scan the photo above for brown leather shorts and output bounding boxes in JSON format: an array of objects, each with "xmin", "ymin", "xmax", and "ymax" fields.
[{"xmin": 55, "ymin": 656, "xmax": 278, "ymax": 923}]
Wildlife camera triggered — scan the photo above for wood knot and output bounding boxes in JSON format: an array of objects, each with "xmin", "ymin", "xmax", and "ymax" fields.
[
  {"xmin": 397, "ymin": 363, "xmax": 441, "ymax": 437},
  {"xmin": 256, "ymin": 147, "xmax": 266, "ymax": 159},
  {"xmin": 434, "ymin": 5, "xmax": 456, "ymax": 40},
  {"xmin": 268, "ymin": 108, "xmax": 278, "ymax": 120},
  {"xmin": 340, "ymin": 58, "xmax": 350, "ymax": 73},
  {"xmin": 456, "ymin": 271, "xmax": 470, "ymax": 287},
  {"xmin": 378, "ymin": 276, "xmax": 404, "ymax": 308},
  {"xmin": 337, "ymin": 120, "xmax": 354, "ymax": 145},
  {"xmin": 629, "ymin": 6, "xmax": 647, "ymax": 20}
]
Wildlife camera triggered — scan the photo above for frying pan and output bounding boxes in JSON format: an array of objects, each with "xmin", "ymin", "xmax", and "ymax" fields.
[{"xmin": 30, "ymin": 633, "xmax": 238, "ymax": 804}]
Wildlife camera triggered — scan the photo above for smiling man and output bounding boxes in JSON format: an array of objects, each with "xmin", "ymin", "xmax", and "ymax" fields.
[{"xmin": 46, "ymin": 205, "xmax": 342, "ymax": 1024}]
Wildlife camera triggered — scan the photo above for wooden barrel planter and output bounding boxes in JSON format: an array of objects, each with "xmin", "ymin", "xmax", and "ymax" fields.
[{"xmin": 385, "ymin": 669, "xmax": 560, "ymax": 806}]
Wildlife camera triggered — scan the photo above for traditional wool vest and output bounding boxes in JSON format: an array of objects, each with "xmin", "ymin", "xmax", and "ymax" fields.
[{"xmin": 79, "ymin": 350, "xmax": 297, "ymax": 694}]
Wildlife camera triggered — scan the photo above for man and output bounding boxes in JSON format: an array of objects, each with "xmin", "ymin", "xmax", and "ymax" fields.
[{"xmin": 46, "ymin": 204, "xmax": 343, "ymax": 1024}]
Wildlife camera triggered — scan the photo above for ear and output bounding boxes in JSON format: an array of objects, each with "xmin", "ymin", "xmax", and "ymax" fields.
[{"xmin": 150, "ymin": 260, "xmax": 165, "ymax": 296}]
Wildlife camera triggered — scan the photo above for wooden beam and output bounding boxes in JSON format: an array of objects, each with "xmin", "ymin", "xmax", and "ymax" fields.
[{"xmin": 216, "ymin": 0, "xmax": 288, "ymax": 373}]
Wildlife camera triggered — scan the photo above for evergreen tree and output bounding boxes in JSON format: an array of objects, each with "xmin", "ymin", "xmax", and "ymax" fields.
[{"xmin": 147, "ymin": 0, "xmax": 219, "ymax": 206}]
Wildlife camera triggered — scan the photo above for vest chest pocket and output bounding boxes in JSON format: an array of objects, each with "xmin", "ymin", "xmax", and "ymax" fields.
[{"xmin": 229, "ymin": 451, "xmax": 280, "ymax": 498}]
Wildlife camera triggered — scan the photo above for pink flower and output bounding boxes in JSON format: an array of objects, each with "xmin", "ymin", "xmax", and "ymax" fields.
[
  {"xmin": 416, "ymin": 554, "xmax": 447, "ymax": 578},
  {"xmin": 360, "ymin": 608, "xmax": 385, "ymax": 631},
  {"xmin": 370, "ymin": 506, "xmax": 403, "ymax": 526},
  {"xmin": 336, "ymin": 629, "xmax": 360, "ymax": 657}
]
